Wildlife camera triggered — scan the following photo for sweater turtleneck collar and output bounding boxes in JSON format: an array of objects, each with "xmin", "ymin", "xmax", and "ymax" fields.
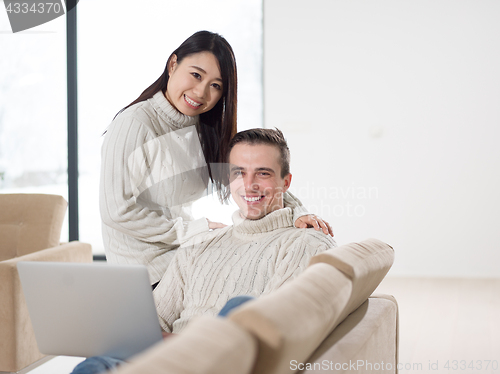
[
  {"xmin": 232, "ymin": 207, "xmax": 294, "ymax": 236},
  {"xmin": 150, "ymin": 91, "xmax": 199, "ymax": 129}
]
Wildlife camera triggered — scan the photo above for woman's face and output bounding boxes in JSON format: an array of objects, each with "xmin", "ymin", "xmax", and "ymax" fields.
[{"xmin": 165, "ymin": 51, "xmax": 224, "ymax": 116}]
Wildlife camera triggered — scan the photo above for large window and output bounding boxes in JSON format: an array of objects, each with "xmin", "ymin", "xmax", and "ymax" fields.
[
  {"xmin": 0, "ymin": 8, "xmax": 69, "ymax": 241},
  {"xmin": 1, "ymin": 2, "xmax": 262, "ymax": 255},
  {"xmin": 77, "ymin": 1, "xmax": 263, "ymax": 254}
]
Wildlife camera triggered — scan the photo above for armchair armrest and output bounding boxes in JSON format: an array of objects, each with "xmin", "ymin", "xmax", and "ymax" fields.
[
  {"xmin": 301, "ymin": 295, "xmax": 399, "ymax": 374},
  {"xmin": 0, "ymin": 241, "xmax": 92, "ymax": 372}
]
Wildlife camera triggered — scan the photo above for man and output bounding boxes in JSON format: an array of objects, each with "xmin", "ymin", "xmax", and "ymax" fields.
[
  {"xmin": 71, "ymin": 128, "xmax": 336, "ymax": 374},
  {"xmin": 154, "ymin": 128, "xmax": 337, "ymax": 333}
]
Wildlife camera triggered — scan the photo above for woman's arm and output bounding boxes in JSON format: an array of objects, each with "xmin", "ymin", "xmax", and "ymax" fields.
[
  {"xmin": 283, "ymin": 191, "xmax": 333, "ymax": 236},
  {"xmin": 100, "ymin": 115, "xmax": 210, "ymax": 246}
]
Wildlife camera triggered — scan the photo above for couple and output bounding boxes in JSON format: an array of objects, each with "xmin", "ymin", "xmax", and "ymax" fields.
[
  {"xmin": 75, "ymin": 128, "xmax": 336, "ymax": 373},
  {"xmin": 100, "ymin": 30, "xmax": 333, "ymax": 288},
  {"xmin": 84, "ymin": 30, "xmax": 336, "ymax": 373}
]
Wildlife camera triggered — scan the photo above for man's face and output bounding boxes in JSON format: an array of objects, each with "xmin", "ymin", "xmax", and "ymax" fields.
[{"xmin": 229, "ymin": 143, "xmax": 291, "ymax": 220}]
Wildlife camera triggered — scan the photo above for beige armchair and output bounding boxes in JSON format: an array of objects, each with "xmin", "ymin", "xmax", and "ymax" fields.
[{"xmin": 0, "ymin": 193, "xmax": 92, "ymax": 374}]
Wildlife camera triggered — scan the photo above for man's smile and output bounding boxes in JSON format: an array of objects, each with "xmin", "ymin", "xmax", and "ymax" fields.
[{"xmin": 242, "ymin": 195, "xmax": 264, "ymax": 203}]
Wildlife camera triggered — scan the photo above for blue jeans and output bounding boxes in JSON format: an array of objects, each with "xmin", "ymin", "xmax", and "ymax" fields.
[
  {"xmin": 70, "ymin": 296, "xmax": 254, "ymax": 374},
  {"xmin": 217, "ymin": 295, "xmax": 254, "ymax": 317},
  {"xmin": 71, "ymin": 356, "xmax": 124, "ymax": 374}
]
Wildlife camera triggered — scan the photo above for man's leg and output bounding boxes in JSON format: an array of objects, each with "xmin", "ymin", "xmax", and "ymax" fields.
[
  {"xmin": 70, "ymin": 296, "xmax": 255, "ymax": 373},
  {"xmin": 70, "ymin": 356, "xmax": 126, "ymax": 374},
  {"xmin": 218, "ymin": 295, "xmax": 254, "ymax": 317}
]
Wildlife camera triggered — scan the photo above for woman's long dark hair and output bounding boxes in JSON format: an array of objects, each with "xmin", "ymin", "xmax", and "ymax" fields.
[{"xmin": 117, "ymin": 31, "xmax": 237, "ymax": 196}]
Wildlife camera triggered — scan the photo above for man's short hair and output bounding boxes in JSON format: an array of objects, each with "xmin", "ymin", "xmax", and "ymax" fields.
[{"xmin": 227, "ymin": 128, "xmax": 291, "ymax": 178}]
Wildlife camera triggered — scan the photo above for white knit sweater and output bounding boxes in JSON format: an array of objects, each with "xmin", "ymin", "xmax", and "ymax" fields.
[
  {"xmin": 153, "ymin": 207, "xmax": 336, "ymax": 333},
  {"xmin": 100, "ymin": 92, "xmax": 211, "ymax": 284},
  {"xmin": 100, "ymin": 91, "xmax": 308, "ymax": 284}
]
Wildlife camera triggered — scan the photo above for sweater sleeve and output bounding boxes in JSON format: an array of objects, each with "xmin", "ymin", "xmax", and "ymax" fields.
[
  {"xmin": 153, "ymin": 248, "xmax": 189, "ymax": 333},
  {"xmin": 100, "ymin": 114, "xmax": 210, "ymax": 246},
  {"xmin": 262, "ymin": 232, "xmax": 335, "ymax": 295},
  {"xmin": 283, "ymin": 191, "xmax": 309, "ymax": 224}
]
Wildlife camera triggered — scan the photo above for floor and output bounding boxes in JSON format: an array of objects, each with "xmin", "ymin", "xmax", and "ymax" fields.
[
  {"xmin": 375, "ymin": 276, "xmax": 500, "ymax": 374},
  {"xmin": 25, "ymin": 356, "xmax": 85, "ymax": 374},
  {"xmin": 26, "ymin": 277, "xmax": 500, "ymax": 374}
]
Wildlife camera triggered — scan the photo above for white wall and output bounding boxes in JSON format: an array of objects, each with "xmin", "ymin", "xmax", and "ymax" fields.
[{"xmin": 264, "ymin": 0, "xmax": 500, "ymax": 277}]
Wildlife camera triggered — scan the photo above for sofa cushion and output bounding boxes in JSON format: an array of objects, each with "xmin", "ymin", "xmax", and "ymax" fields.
[
  {"xmin": 228, "ymin": 238, "xmax": 394, "ymax": 374},
  {"xmin": 0, "ymin": 194, "xmax": 67, "ymax": 261},
  {"xmin": 228, "ymin": 263, "xmax": 352, "ymax": 374},
  {"xmin": 308, "ymin": 238, "xmax": 394, "ymax": 322},
  {"xmin": 114, "ymin": 315, "xmax": 257, "ymax": 374}
]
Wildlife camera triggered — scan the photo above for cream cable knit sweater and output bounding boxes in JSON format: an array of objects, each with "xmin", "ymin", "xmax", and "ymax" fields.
[
  {"xmin": 100, "ymin": 92, "xmax": 210, "ymax": 284},
  {"xmin": 154, "ymin": 207, "xmax": 336, "ymax": 333},
  {"xmin": 100, "ymin": 91, "xmax": 308, "ymax": 284}
]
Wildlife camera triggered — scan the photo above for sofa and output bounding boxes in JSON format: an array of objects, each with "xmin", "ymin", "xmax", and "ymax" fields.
[
  {"xmin": 0, "ymin": 193, "xmax": 93, "ymax": 374},
  {"xmin": 114, "ymin": 238, "xmax": 398, "ymax": 374}
]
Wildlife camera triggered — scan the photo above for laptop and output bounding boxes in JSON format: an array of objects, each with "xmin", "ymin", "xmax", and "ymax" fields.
[{"xmin": 17, "ymin": 261, "xmax": 163, "ymax": 360}]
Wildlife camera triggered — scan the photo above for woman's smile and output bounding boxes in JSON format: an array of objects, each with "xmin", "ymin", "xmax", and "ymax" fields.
[{"xmin": 184, "ymin": 95, "xmax": 202, "ymax": 109}]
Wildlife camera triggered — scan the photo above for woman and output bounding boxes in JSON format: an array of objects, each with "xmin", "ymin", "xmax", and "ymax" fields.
[{"xmin": 100, "ymin": 31, "xmax": 332, "ymax": 287}]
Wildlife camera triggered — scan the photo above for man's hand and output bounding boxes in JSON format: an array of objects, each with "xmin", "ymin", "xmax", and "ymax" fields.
[
  {"xmin": 295, "ymin": 215, "xmax": 333, "ymax": 236},
  {"xmin": 207, "ymin": 219, "xmax": 227, "ymax": 230}
]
